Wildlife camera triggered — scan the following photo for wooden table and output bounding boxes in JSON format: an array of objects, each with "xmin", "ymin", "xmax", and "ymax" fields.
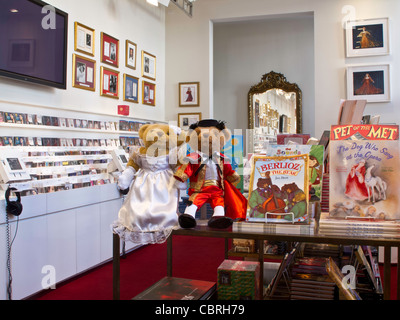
[{"xmin": 113, "ymin": 225, "xmax": 400, "ymax": 300}]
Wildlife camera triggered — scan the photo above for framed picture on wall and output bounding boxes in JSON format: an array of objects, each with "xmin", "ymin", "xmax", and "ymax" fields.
[
  {"xmin": 142, "ymin": 80, "xmax": 156, "ymax": 106},
  {"xmin": 141, "ymin": 51, "xmax": 156, "ymax": 81},
  {"xmin": 179, "ymin": 82, "xmax": 200, "ymax": 106},
  {"xmin": 178, "ymin": 112, "xmax": 202, "ymax": 130},
  {"xmin": 100, "ymin": 66, "xmax": 119, "ymax": 99},
  {"xmin": 72, "ymin": 54, "xmax": 96, "ymax": 91},
  {"xmin": 346, "ymin": 64, "xmax": 390, "ymax": 103},
  {"xmin": 126, "ymin": 40, "xmax": 137, "ymax": 70},
  {"xmin": 345, "ymin": 18, "xmax": 389, "ymax": 57},
  {"xmin": 123, "ymin": 74, "xmax": 139, "ymax": 103},
  {"xmin": 74, "ymin": 22, "xmax": 95, "ymax": 56},
  {"xmin": 101, "ymin": 32, "xmax": 119, "ymax": 67}
]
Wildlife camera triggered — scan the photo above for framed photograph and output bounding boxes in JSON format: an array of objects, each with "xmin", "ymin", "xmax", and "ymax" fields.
[
  {"xmin": 345, "ymin": 18, "xmax": 389, "ymax": 57},
  {"xmin": 101, "ymin": 32, "xmax": 119, "ymax": 67},
  {"xmin": 74, "ymin": 22, "xmax": 95, "ymax": 56},
  {"xmin": 124, "ymin": 74, "xmax": 139, "ymax": 103},
  {"xmin": 179, "ymin": 82, "xmax": 200, "ymax": 106},
  {"xmin": 347, "ymin": 64, "xmax": 390, "ymax": 103},
  {"xmin": 141, "ymin": 50, "xmax": 156, "ymax": 81},
  {"xmin": 178, "ymin": 112, "xmax": 202, "ymax": 130},
  {"xmin": 72, "ymin": 54, "xmax": 96, "ymax": 91},
  {"xmin": 142, "ymin": 80, "xmax": 156, "ymax": 106},
  {"xmin": 100, "ymin": 66, "xmax": 119, "ymax": 99},
  {"xmin": 126, "ymin": 40, "xmax": 137, "ymax": 70}
]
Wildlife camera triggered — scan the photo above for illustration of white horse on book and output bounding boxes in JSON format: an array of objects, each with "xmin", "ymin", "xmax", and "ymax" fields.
[{"xmin": 365, "ymin": 164, "xmax": 387, "ymax": 203}]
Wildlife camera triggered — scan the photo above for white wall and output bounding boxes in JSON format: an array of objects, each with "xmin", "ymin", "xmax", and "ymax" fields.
[
  {"xmin": 213, "ymin": 14, "xmax": 314, "ymax": 134},
  {"xmin": 0, "ymin": 0, "xmax": 166, "ymax": 122},
  {"xmin": 165, "ymin": 0, "xmax": 400, "ymax": 138}
]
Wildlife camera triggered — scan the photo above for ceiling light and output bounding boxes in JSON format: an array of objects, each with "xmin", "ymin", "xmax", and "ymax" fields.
[
  {"xmin": 10, "ymin": 9, "xmax": 19, "ymax": 13},
  {"xmin": 146, "ymin": 0, "xmax": 158, "ymax": 6}
]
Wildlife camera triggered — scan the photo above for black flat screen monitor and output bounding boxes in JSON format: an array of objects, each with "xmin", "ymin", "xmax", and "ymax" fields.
[{"xmin": 0, "ymin": 0, "xmax": 68, "ymax": 89}]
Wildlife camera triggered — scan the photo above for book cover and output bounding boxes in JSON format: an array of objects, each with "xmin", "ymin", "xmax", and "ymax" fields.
[
  {"xmin": 266, "ymin": 144, "xmax": 324, "ymax": 201},
  {"xmin": 133, "ymin": 277, "xmax": 216, "ymax": 300},
  {"xmin": 247, "ymin": 154, "xmax": 309, "ymax": 224},
  {"xmin": 328, "ymin": 138, "xmax": 400, "ymax": 220},
  {"xmin": 222, "ymin": 134, "xmax": 244, "ymax": 191}
]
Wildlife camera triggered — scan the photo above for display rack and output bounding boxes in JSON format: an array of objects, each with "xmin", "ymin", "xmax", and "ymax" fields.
[{"xmin": 110, "ymin": 225, "xmax": 400, "ymax": 300}]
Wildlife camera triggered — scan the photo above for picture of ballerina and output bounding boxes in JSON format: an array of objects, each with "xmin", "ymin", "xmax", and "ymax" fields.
[{"xmin": 353, "ymin": 71, "xmax": 384, "ymax": 96}]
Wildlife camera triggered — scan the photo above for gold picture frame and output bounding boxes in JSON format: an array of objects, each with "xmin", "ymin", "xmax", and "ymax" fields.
[
  {"xmin": 126, "ymin": 40, "xmax": 137, "ymax": 70},
  {"xmin": 123, "ymin": 74, "xmax": 139, "ymax": 103},
  {"xmin": 178, "ymin": 112, "xmax": 202, "ymax": 130},
  {"xmin": 179, "ymin": 82, "xmax": 200, "ymax": 106},
  {"xmin": 100, "ymin": 66, "xmax": 119, "ymax": 99},
  {"xmin": 101, "ymin": 32, "xmax": 119, "ymax": 68},
  {"xmin": 72, "ymin": 54, "xmax": 96, "ymax": 91},
  {"xmin": 142, "ymin": 80, "xmax": 156, "ymax": 106},
  {"xmin": 141, "ymin": 50, "xmax": 156, "ymax": 81},
  {"xmin": 74, "ymin": 22, "xmax": 95, "ymax": 56}
]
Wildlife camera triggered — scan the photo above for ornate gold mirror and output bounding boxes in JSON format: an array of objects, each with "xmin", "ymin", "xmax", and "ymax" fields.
[{"xmin": 248, "ymin": 71, "xmax": 302, "ymax": 152}]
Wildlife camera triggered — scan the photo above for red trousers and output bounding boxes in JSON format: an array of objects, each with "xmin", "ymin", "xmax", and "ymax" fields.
[{"xmin": 189, "ymin": 185, "xmax": 224, "ymax": 209}]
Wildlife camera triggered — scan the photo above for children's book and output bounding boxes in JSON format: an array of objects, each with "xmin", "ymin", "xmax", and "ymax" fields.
[
  {"xmin": 266, "ymin": 145, "xmax": 324, "ymax": 202},
  {"xmin": 247, "ymin": 154, "xmax": 309, "ymax": 224},
  {"xmin": 328, "ymin": 125, "xmax": 400, "ymax": 221}
]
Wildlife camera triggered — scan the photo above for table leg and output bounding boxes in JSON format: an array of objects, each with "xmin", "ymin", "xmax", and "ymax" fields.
[
  {"xmin": 167, "ymin": 234, "xmax": 173, "ymax": 277},
  {"xmin": 397, "ymin": 246, "xmax": 400, "ymax": 300},
  {"xmin": 258, "ymin": 239, "xmax": 264, "ymax": 300},
  {"xmin": 384, "ymin": 246, "xmax": 391, "ymax": 300},
  {"xmin": 113, "ymin": 233, "xmax": 120, "ymax": 300}
]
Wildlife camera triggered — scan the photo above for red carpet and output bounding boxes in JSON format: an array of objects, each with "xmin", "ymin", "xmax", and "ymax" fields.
[
  {"xmin": 36, "ymin": 236, "xmax": 227, "ymax": 300},
  {"xmin": 34, "ymin": 235, "xmax": 398, "ymax": 300}
]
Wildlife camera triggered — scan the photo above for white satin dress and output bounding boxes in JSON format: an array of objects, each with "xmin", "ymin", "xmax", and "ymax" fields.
[{"xmin": 112, "ymin": 154, "xmax": 179, "ymax": 245}]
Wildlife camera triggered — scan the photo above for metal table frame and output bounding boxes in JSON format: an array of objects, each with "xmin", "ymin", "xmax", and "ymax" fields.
[{"xmin": 113, "ymin": 226, "xmax": 400, "ymax": 300}]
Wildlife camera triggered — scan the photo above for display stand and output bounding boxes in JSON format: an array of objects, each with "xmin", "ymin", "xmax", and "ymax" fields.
[{"xmin": 112, "ymin": 225, "xmax": 400, "ymax": 300}]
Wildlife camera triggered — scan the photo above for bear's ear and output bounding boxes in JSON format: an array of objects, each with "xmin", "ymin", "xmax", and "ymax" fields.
[
  {"xmin": 221, "ymin": 127, "xmax": 232, "ymax": 143},
  {"xmin": 138, "ymin": 124, "xmax": 150, "ymax": 139}
]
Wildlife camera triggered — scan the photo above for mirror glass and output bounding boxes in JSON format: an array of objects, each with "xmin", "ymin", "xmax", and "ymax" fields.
[{"xmin": 248, "ymin": 71, "xmax": 302, "ymax": 153}]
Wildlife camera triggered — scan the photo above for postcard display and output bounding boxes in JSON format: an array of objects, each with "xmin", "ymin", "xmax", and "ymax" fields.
[{"xmin": 326, "ymin": 125, "xmax": 400, "ymax": 223}]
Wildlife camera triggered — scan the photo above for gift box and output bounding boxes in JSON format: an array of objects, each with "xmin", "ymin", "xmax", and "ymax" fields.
[{"xmin": 217, "ymin": 260, "xmax": 260, "ymax": 300}]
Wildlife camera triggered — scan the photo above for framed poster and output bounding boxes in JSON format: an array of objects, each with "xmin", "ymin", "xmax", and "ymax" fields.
[
  {"xmin": 345, "ymin": 18, "xmax": 389, "ymax": 57},
  {"xmin": 123, "ymin": 74, "xmax": 139, "ymax": 103},
  {"xmin": 141, "ymin": 50, "xmax": 156, "ymax": 81},
  {"xmin": 72, "ymin": 54, "xmax": 96, "ymax": 91},
  {"xmin": 142, "ymin": 80, "xmax": 156, "ymax": 106},
  {"xmin": 178, "ymin": 112, "xmax": 202, "ymax": 130},
  {"xmin": 74, "ymin": 22, "xmax": 95, "ymax": 56},
  {"xmin": 126, "ymin": 40, "xmax": 137, "ymax": 70},
  {"xmin": 100, "ymin": 66, "xmax": 119, "ymax": 99},
  {"xmin": 179, "ymin": 82, "xmax": 199, "ymax": 106},
  {"xmin": 347, "ymin": 64, "xmax": 390, "ymax": 103},
  {"xmin": 101, "ymin": 32, "xmax": 119, "ymax": 67}
]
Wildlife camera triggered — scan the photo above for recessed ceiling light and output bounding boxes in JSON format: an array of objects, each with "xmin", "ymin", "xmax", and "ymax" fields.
[{"xmin": 10, "ymin": 9, "xmax": 19, "ymax": 13}]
